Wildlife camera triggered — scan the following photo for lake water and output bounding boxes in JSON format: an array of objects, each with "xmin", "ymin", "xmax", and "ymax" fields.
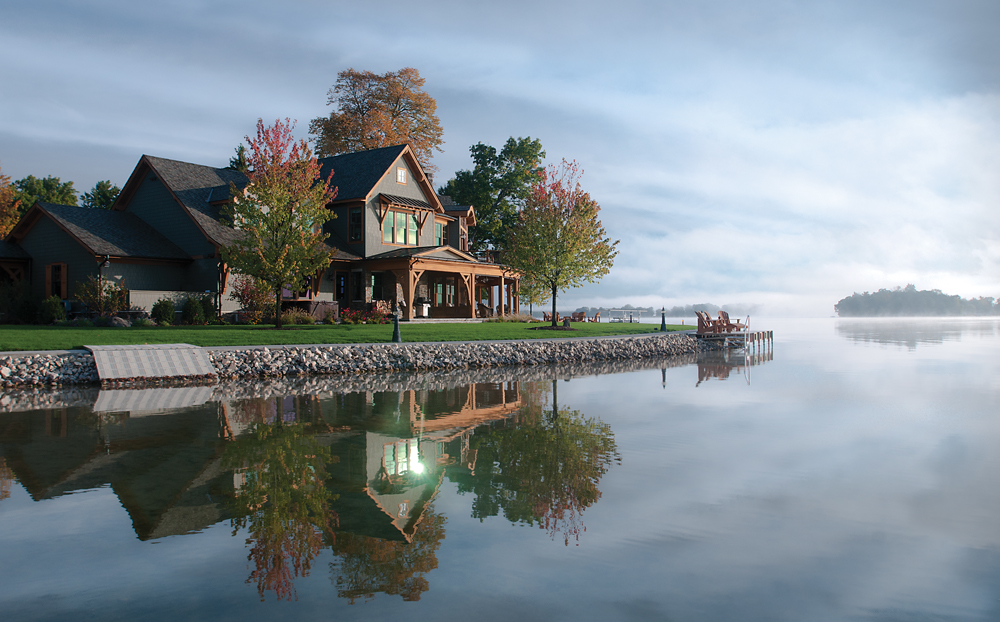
[{"xmin": 1, "ymin": 318, "xmax": 998, "ymax": 621}]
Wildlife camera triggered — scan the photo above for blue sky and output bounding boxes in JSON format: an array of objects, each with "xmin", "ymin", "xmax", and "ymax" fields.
[{"xmin": 1, "ymin": 0, "xmax": 998, "ymax": 315}]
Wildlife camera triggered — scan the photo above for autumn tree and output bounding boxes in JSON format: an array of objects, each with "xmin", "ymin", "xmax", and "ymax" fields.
[
  {"xmin": 329, "ymin": 504, "xmax": 447, "ymax": 602},
  {"xmin": 222, "ymin": 398, "xmax": 338, "ymax": 601},
  {"xmin": 448, "ymin": 379, "xmax": 619, "ymax": 545},
  {"xmin": 504, "ymin": 160, "xmax": 619, "ymax": 327},
  {"xmin": 222, "ymin": 118, "xmax": 337, "ymax": 329},
  {"xmin": 309, "ymin": 67, "xmax": 444, "ymax": 174},
  {"xmin": 439, "ymin": 137, "xmax": 545, "ymax": 252},
  {"xmin": 0, "ymin": 165, "xmax": 21, "ymax": 237},
  {"xmin": 80, "ymin": 180, "xmax": 121, "ymax": 209},
  {"xmin": 13, "ymin": 175, "xmax": 77, "ymax": 214}
]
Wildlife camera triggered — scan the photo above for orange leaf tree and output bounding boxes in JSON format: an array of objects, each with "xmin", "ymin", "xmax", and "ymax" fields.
[
  {"xmin": 0, "ymin": 165, "xmax": 21, "ymax": 238},
  {"xmin": 309, "ymin": 67, "xmax": 444, "ymax": 174},
  {"xmin": 222, "ymin": 118, "xmax": 337, "ymax": 329},
  {"xmin": 504, "ymin": 160, "xmax": 619, "ymax": 326}
]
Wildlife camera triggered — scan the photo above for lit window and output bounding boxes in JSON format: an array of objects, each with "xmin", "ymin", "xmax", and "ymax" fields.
[
  {"xmin": 383, "ymin": 211, "xmax": 394, "ymax": 243},
  {"xmin": 394, "ymin": 212, "xmax": 406, "ymax": 244},
  {"xmin": 396, "ymin": 167, "xmax": 406, "ymax": 184},
  {"xmin": 407, "ymin": 214, "xmax": 418, "ymax": 245}
]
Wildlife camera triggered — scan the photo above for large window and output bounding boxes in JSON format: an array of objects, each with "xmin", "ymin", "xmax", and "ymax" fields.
[
  {"xmin": 349, "ymin": 208, "xmax": 363, "ymax": 242},
  {"xmin": 434, "ymin": 222, "xmax": 448, "ymax": 246},
  {"xmin": 382, "ymin": 210, "xmax": 421, "ymax": 245},
  {"xmin": 46, "ymin": 263, "xmax": 67, "ymax": 299}
]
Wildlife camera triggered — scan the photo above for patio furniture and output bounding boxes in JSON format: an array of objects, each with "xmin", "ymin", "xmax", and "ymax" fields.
[{"xmin": 588, "ymin": 311, "xmax": 601, "ymax": 322}]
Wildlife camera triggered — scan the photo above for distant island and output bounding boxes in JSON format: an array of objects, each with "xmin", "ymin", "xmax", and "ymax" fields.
[{"xmin": 835, "ymin": 285, "xmax": 999, "ymax": 316}]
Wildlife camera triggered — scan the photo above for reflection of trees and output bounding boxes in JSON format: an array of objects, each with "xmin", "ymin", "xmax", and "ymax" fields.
[
  {"xmin": 452, "ymin": 379, "xmax": 619, "ymax": 545},
  {"xmin": 0, "ymin": 457, "xmax": 13, "ymax": 503},
  {"xmin": 222, "ymin": 399, "xmax": 337, "ymax": 601},
  {"xmin": 330, "ymin": 503, "xmax": 446, "ymax": 603}
]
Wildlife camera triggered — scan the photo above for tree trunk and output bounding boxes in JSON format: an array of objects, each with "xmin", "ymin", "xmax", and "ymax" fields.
[
  {"xmin": 274, "ymin": 287, "xmax": 283, "ymax": 329},
  {"xmin": 550, "ymin": 283, "xmax": 558, "ymax": 327}
]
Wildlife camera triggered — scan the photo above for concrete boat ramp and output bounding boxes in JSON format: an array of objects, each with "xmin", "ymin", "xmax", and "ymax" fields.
[{"xmin": 84, "ymin": 343, "xmax": 216, "ymax": 386}]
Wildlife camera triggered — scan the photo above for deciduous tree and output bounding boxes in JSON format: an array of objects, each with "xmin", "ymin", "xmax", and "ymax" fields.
[
  {"xmin": 13, "ymin": 175, "xmax": 77, "ymax": 213},
  {"xmin": 81, "ymin": 180, "xmax": 121, "ymax": 210},
  {"xmin": 439, "ymin": 137, "xmax": 545, "ymax": 251},
  {"xmin": 222, "ymin": 118, "xmax": 337, "ymax": 329},
  {"xmin": 504, "ymin": 161, "xmax": 619, "ymax": 327},
  {"xmin": 0, "ymin": 165, "xmax": 21, "ymax": 237},
  {"xmin": 309, "ymin": 67, "xmax": 444, "ymax": 174}
]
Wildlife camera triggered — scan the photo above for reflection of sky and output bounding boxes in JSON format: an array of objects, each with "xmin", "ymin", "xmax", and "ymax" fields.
[{"xmin": 0, "ymin": 318, "xmax": 998, "ymax": 619}]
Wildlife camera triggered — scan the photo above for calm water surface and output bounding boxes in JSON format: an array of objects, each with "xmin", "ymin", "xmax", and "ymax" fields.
[{"xmin": 1, "ymin": 318, "xmax": 998, "ymax": 621}]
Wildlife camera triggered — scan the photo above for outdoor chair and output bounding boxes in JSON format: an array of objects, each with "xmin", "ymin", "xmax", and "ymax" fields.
[
  {"xmin": 571, "ymin": 312, "xmax": 586, "ymax": 322},
  {"xmin": 588, "ymin": 311, "xmax": 601, "ymax": 322},
  {"xmin": 717, "ymin": 311, "xmax": 742, "ymax": 333}
]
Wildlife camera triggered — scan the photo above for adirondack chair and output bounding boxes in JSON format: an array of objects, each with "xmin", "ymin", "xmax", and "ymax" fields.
[
  {"xmin": 571, "ymin": 312, "xmax": 586, "ymax": 322},
  {"xmin": 543, "ymin": 312, "xmax": 552, "ymax": 322},
  {"xmin": 696, "ymin": 311, "xmax": 721, "ymax": 334},
  {"xmin": 717, "ymin": 310, "xmax": 743, "ymax": 333},
  {"xmin": 477, "ymin": 303, "xmax": 492, "ymax": 318},
  {"xmin": 588, "ymin": 311, "xmax": 601, "ymax": 322}
]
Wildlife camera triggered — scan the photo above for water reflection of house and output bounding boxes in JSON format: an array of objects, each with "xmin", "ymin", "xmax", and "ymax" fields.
[
  {"xmin": 0, "ymin": 403, "xmax": 232, "ymax": 540},
  {"xmin": 321, "ymin": 382, "xmax": 523, "ymax": 542}
]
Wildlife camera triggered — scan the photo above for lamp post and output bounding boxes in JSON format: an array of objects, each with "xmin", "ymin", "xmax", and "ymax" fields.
[
  {"xmin": 660, "ymin": 306, "xmax": 667, "ymax": 332},
  {"xmin": 392, "ymin": 311, "xmax": 402, "ymax": 343}
]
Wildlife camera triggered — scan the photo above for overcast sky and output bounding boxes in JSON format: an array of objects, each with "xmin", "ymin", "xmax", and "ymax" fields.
[{"xmin": 1, "ymin": 0, "xmax": 998, "ymax": 315}]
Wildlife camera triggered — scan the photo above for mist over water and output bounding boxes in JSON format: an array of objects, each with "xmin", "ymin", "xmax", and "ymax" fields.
[{"xmin": 0, "ymin": 317, "xmax": 997, "ymax": 621}]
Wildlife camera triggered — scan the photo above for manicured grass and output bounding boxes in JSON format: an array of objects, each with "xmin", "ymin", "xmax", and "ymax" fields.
[{"xmin": 0, "ymin": 322, "xmax": 690, "ymax": 352}]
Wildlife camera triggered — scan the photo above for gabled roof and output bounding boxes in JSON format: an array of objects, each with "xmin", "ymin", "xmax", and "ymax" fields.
[
  {"xmin": 116, "ymin": 155, "xmax": 248, "ymax": 248},
  {"xmin": 0, "ymin": 239, "xmax": 29, "ymax": 260},
  {"xmin": 443, "ymin": 204, "xmax": 476, "ymax": 226},
  {"xmin": 320, "ymin": 144, "xmax": 443, "ymax": 212},
  {"xmin": 10, "ymin": 201, "xmax": 189, "ymax": 260},
  {"xmin": 367, "ymin": 245, "xmax": 479, "ymax": 263}
]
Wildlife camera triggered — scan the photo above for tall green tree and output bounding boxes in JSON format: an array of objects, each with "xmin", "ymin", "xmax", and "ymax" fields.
[
  {"xmin": 13, "ymin": 175, "xmax": 77, "ymax": 213},
  {"xmin": 309, "ymin": 67, "xmax": 444, "ymax": 174},
  {"xmin": 80, "ymin": 180, "xmax": 121, "ymax": 209},
  {"xmin": 504, "ymin": 160, "xmax": 619, "ymax": 327},
  {"xmin": 228, "ymin": 144, "xmax": 250, "ymax": 173},
  {"xmin": 222, "ymin": 118, "xmax": 338, "ymax": 329},
  {"xmin": 439, "ymin": 137, "xmax": 545, "ymax": 252}
]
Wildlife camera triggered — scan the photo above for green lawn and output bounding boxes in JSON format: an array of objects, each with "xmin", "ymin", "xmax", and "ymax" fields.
[{"xmin": 0, "ymin": 322, "xmax": 690, "ymax": 352}]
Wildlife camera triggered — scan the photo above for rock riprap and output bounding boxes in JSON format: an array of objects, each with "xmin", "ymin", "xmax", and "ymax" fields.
[{"xmin": 0, "ymin": 333, "xmax": 703, "ymax": 388}]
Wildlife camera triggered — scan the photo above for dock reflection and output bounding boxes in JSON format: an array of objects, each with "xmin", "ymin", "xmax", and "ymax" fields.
[{"xmin": 695, "ymin": 348, "xmax": 774, "ymax": 386}]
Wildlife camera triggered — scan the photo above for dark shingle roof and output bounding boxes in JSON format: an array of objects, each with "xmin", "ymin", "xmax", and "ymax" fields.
[
  {"xmin": 38, "ymin": 202, "xmax": 189, "ymax": 260},
  {"xmin": 0, "ymin": 239, "xmax": 29, "ymax": 259},
  {"xmin": 144, "ymin": 156, "xmax": 248, "ymax": 247},
  {"xmin": 381, "ymin": 194, "xmax": 432, "ymax": 210},
  {"xmin": 437, "ymin": 194, "xmax": 455, "ymax": 206},
  {"xmin": 318, "ymin": 145, "xmax": 408, "ymax": 202}
]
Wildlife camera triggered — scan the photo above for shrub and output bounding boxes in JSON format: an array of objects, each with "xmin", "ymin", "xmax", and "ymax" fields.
[
  {"xmin": 323, "ymin": 311, "xmax": 337, "ymax": 325},
  {"xmin": 132, "ymin": 317, "xmax": 156, "ymax": 327},
  {"xmin": 74, "ymin": 318, "xmax": 94, "ymax": 328},
  {"xmin": 75, "ymin": 276, "xmax": 129, "ymax": 318},
  {"xmin": 200, "ymin": 295, "xmax": 217, "ymax": 322},
  {"xmin": 182, "ymin": 297, "xmax": 206, "ymax": 325},
  {"xmin": 92, "ymin": 315, "xmax": 112, "ymax": 327},
  {"xmin": 16, "ymin": 297, "xmax": 39, "ymax": 324},
  {"xmin": 0, "ymin": 280, "xmax": 30, "ymax": 323},
  {"xmin": 151, "ymin": 298, "xmax": 175, "ymax": 325},
  {"xmin": 339, "ymin": 308, "xmax": 390, "ymax": 325},
  {"xmin": 277, "ymin": 307, "xmax": 314, "ymax": 325},
  {"xmin": 230, "ymin": 274, "xmax": 272, "ymax": 325},
  {"xmin": 39, "ymin": 295, "xmax": 66, "ymax": 324}
]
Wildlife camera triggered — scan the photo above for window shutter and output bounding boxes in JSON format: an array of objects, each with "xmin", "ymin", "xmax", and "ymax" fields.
[{"xmin": 59, "ymin": 263, "xmax": 67, "ymax": 299}]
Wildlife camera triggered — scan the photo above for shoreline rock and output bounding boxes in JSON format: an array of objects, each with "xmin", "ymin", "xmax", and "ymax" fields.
[{"xmin": 0, "ymin": 333, "xmax": 709, "ymax": 390}]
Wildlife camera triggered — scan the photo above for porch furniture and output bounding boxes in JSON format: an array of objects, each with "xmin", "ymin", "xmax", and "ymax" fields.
[
  {"xmin": 717, "ymin": 310, "xmax": 743, "ymax": 333},
  {"xmin": 696, "ymin": 311, "xmax": 722, "ymax": 334},
  {"xmin": 588, "ymin": 311, "xmax": 601, "ymax": 322},
  {"xmin": 477, "ymin": 303, "xmax": 493, "ymax": 318},
  {"xmin": 571, "ymin": 312, "xmax": 586, "ymax": 322}
]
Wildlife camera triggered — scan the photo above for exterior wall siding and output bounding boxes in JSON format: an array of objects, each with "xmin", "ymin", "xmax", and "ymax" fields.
[
  {"xmin": 126, "ymin": 174, "xmax": 214, "ymax": 257},
  {"xmin": 18, "ymin": 216, "xmax": 98, "ymax": 300}
]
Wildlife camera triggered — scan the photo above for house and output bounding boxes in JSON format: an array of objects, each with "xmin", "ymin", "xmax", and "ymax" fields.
[{"xmin": 2, "ymin": 144, "xmax": 519, "ymax": 320}]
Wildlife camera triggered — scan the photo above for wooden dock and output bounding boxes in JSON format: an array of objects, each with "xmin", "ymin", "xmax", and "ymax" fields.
[{"xmin": 695, "ymin": 329, "xmax": 773, "ymax": 352}]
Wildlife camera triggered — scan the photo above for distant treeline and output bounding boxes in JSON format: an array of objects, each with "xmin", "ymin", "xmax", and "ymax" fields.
[
  {"xmin": 572, "ymin": 303, "xmax": 759, "ymax": 318},
  {"xmin": 835, "ymin": 285, "xmax": 999, "ymax": 317}
]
